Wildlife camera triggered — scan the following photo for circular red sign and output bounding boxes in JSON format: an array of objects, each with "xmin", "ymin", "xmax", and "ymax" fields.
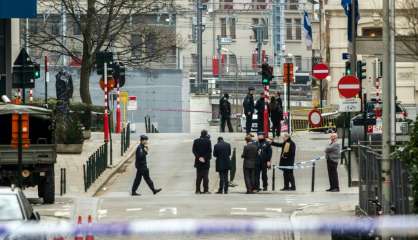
[
  {"xmin": 308, "ymin": 109, "xmax": 323, "ymax": 128},
  {"xmin": 338, "ymin": 75, "xmax": 361, "ymax": 98},
  {"xmin": 312, "ymin": 63, "xmax": 329, "ymax": 80}
]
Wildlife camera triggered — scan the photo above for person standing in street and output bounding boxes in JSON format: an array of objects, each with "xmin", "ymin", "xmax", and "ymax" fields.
[
  {"xmin": 270, "ymin": 95, "xmax": 283, "ymax": 138},
  {"xmin": 325, "ymin": 133, "xmax": 341, "ymax": 192},
  {"xmin": 131, "ymin": 135, "xmax": 162, "ymax": 196},
  {"xmin": 270, "ymin": 133, "xmax": 296, "ymax": 191},
  {"xmin": 213, "ymin": 137, "xmax": 232, "ymax": 194},
  {"xmin": 243, "ymin": 87, "xmax": 255, "ymax": 135},
  {"xmin": 242, "ymin": 135, "xmax": 258, "ymax": 193},
  {"xmin": 219, "ymin": 93, "xmax": 233, "ymax": 132},
  {"xmin": 255, "ymin": 133, "xmax": 272, "ymax": 191},
  {"xmin": 192, "ymin": 130, "xmax": 212, "ymax": 194},
  {"xmin": 255, "ymin": 92, "xmax": 269, "ymax": 133}
]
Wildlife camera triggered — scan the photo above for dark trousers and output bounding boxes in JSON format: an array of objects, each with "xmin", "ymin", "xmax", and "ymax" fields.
[
  {"xmin": 243, "ymin": 168, "xmax": 256, "ymax": 192},
  {"xmin": 220, "ymin": 116, "xmax": 233, "ymax": 132},
  {"xmin": 245, "ymin": 114, "xmax": 253, "ymax": 134},
  {"xmin": 255, "ymin": 166, "xmax": 268, "ymax": 189},
  {"xmin": 196, "ymin": 169, "xmax": 209, "ymax": 192},
  {"xmin": 257, "ymin": 116, "xmax": 264, "ymax": 133},
  {"xmin": 271, "ymin": 119, "xmax": 281, "ymax": 137},
  {"xmin": 131, "ymin": 168, "xmax": 155, "ymax": 193},
  {"xmin": 283, "ymin": 169, "xmax": 296, "ymax": 189},
  {"xmin": 327, "ymin": 160, "xmax": 339, "ymax": 190},
  {"xmin": 218, "ymin": 170, "xmax": 229, "ymax": 193}
]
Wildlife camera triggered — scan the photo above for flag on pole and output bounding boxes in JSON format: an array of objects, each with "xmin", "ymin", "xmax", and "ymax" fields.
[
  {"xmin": 341, "ymin": 0, "xmax": 360, "ymax": 42},
  {"xmin": 303, "ymin": 11, "xmax": 313, "ymax": 49}
]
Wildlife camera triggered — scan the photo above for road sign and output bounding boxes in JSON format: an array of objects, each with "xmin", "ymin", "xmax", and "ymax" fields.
[
  {"xmin": 312, "ymin": 63, "xmax": 329, "ymax": 80},
  {"xmin": 308, "ymin": 109, "xmax": 322, "ymax": 128},
  {"xmin": 373, "ymin": 118, "xmax": 383, "ymax": 134},
  {"xmin": 127, "ymin": 96, "xmax": 137, "ymax": 111},
  {"xmin": 342, "ymin": 53, "xmax": 350, "ymax": 60},
  {"xmin": 338, "ymin": 75, "xmax": 361, "ymax": 98},
  {"xmin": 120, "ymin": 91, "xmax": 129, "ymax": 105},
  {"xmin": 338, "ymin": 98, "xmax": 361, "ymax": 112},
  {"xmin": 220, "ymin": 37, "xmax": 232, "ymax": 44}
]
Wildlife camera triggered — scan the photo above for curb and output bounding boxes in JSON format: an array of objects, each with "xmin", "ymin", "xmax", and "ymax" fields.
[{"xmin": 85, "ymin": 141, "xmax": 138, "ymax": 197}]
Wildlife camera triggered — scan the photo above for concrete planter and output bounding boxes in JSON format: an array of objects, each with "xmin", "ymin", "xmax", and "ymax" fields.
[
  {"xmin": 56, "ymin": 144, "xmax": 83, "ymax": 154},
  {"xmin": 83, "ymin": 130, "xmax": 91, "ymax": 140}
]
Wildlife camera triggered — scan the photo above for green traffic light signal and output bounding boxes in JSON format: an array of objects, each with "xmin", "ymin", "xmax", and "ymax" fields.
[
  {"xmin": 357, "ymin": 60, "xmax": 367, "ymax": 80},
  {"xmin": 34, "ymin": 63, "xmax": 41, "ymax": 79},
  {"xmin": 345, "ymin": 61, "xmax": 351, "ymax": 75}
]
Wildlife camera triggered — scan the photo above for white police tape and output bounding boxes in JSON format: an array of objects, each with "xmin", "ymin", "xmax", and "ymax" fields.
[
  {"xmin": 1, "ymin": 216, "xmax": 418, "ymax": 237},
  {"xmin": 274, "ymin": 156, "xmax": 324, "ymax": 170}
]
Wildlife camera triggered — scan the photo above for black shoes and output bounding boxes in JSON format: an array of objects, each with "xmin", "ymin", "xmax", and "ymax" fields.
[
  {"xmin": 195, "ymin": 191, "xmax": 201, "ymax": 194},
  {"xmin": 263, "ymin": 187, "xmax": 268, "ymax": 191},
  {"xmin": 153, "ymin": 188, "xmax": 162, "ymax": 195},
  {"xmin": 326, "ymin": 188, "xmax": 340, "ymax": 192},
  {"xmin": 216, "ymin": 191, "xmax": 223, "ymax": 194},
  {"xmin": 202, "ymin": 191, "xmax": 211, "ymax": 194},
  {"xmin": 131, "ymin": 192, "xmax": 141, "ymax": 196},
  {"xmin": 280, "ymin": 187, "xmax": 296, "ymax": 191}
]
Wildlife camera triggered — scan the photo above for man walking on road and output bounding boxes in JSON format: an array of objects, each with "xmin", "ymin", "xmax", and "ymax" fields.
[
  {"xmin": 242, "ymin": 135, "xmax": 258, "ymax": 193},
  {"xmin": 243, "ymin": 87, "xmax": 255, "ymax": 135},
  {"xmin": 270, "ymin": 133, "xmax": 296, "ymax": 191},
  {"xmin": 219, "ymin": 93, "xmax": 233, "ymax": 132},
  {"xmin": 255, "ymin": 133, "xmax": 272, "ymax": 191},
  {"xmin": 214, "ymin": 137, "xmax": 232, "ymax": 194},
  {"xmin": 325, "ymin": 133, "xmax": 341, "ymax": 192},
  {"xmin": 192, "ymin": 130, "xmax": 212, "ymax": 194},
  {"xmin": 131, "ymin": 135, "xmax": 162, "ymax": 196},
  {"xmin": 270, "ymin": 92, "xmax": 283, "ymax": 138}
]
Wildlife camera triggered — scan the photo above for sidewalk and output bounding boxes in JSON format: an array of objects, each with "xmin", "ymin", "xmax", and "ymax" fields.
[{"xmin": 54, "ymin": 131, "xmax": 137, "ymax": 197}]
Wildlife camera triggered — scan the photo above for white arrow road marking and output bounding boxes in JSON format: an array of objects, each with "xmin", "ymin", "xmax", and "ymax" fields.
[
  {"xmin": 265, "ymin": 208, "xmax": 282, "ymax": 213},
  {"xmin": 339, "ymin": 84, "xmax": 360, "ymax": 89},
  {"xmin": 159, "ymin": 207, "xmax": 177, "ymax": 216},
  {"xmin": 126, "ymin": 208, "xmax": 143, "ymax": 212}
]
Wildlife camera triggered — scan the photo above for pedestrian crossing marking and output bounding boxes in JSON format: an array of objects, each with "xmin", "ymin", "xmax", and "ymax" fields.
[
  {"xmin": 265, "ymin": 208, "xmax": 282, "ymax": 213},
  {"xmin": 126, "ymin": 208, "xmax": 143, "ymax": 212},
  {"xmin": 159, "ymin": 207, "xmax": 177, "ymax": 216}
]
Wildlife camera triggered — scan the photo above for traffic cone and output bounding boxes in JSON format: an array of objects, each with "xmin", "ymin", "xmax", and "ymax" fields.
[
  {"xmin": 74, "ymin": 216, "xmax": 83, "ymax": 240},
  {"xmin": 85, "ymin": 215, "xmax": 94, "ymax": 240},
  {"xmin": 53, "ymin": 236, "xmax": 64, "ymax": 240}
]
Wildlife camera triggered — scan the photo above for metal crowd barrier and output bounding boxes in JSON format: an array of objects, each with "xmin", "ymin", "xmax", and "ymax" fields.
[
  {"xmin": 1, "ymin": 216, "xmax": 418, "ymax": 238},
  {"xmin": 60, "ymin": 168, "xmax": 66, "ymax": 196},
  {"xmin": 83, "ymin": 143, "xmax": 108, "ymax": 192},
  {"xmin": 145, "ymin": 115, "xmax": 159, "ymax": 133}
]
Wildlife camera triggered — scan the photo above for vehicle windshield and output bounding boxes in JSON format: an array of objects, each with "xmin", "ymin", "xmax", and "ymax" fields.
[{"xmin": 0, "ymin": 194, "xmax": 24, "ymax": 221}]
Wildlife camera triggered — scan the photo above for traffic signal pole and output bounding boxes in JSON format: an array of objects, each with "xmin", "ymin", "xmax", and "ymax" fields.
[{"xmin": 263, "ymin": 85, "xmax": 269, "ymax": 137}]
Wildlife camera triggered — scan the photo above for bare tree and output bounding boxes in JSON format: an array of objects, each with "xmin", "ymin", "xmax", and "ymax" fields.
[
  {"xmin": 396, "ymin": 0, "xmax": 418, "ymax": 60},
  {"xmin": 29, "ymin": 0, "xmax": 179, "ymax": 104}
]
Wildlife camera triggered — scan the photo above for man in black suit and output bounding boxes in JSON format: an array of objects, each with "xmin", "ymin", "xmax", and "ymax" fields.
[
  {"xmin": 270, "ymin": 133, "xmax": 297, "ymax": 191},
  {"xmin": 131, "ymin": 135, "xmax": 162, "ymax": 196},
  {"xmin": 242, "ymin": 135, "xmax": 258, "ymax": 193},
  {"xmin": 243, "ymin": 87, "xmax": 255, "ymax": 134},
  {"xmin": 192, "ymin": 130, "xmax": 212, "ymax": 194},
  {"xmin": 213, "ymin": 137, "xmax": 232, "ymax": 194}
]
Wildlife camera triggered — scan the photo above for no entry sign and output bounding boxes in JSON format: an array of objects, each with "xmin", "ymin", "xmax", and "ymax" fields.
[
  {"xmin": 312, "ymin": 63, "xmax": 329, "ymax": 80},
  {"xmin": 308, "ymin": 109, "xmax": 323, "ymax": 128},
  {"xmin": 338, "ymin": 75, "xmax": 361, "ymax": 98}
]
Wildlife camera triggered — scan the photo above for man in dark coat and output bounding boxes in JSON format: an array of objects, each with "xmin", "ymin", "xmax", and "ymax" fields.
[
  {"xmin": 255, "ymin": 92, "xmax": 269, "ymax": 133},
  {"xmin": 219, "ymin": 93, "xmax": 233, "ymax": 132},
  {"xmin": 270, "ymin": 133, "xmax": 297, "ymax": 191},
  {"xmin": 270, "ymin": 92, "xmax": 283, "ymax": 138},
  {"xmin": 192, "ymin": 130, "xmax": 212, "ymax": 194},
  {"xmin": 243, "ymin": 87, "xmax": 255, "ymax": 135},
  {"xmin": 255, "ymin": 133, "xmax": 272, "ymax": 191},
  {"xmin": 213, "ymin": 137, "xmax": 231, "ymax": 194},
  {"xmin": 242, "ymin": 135, "xmax": 258, "ymax": 193},
  {"xmin": 131, "ymin": 135, "xmax": 162, "ymax": 196}
]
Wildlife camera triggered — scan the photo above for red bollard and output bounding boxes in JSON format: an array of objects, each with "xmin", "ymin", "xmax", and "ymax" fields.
[
  {"xmin": 85, "ymin": 215, "xmax": 94, "ymax": 240},
  {"xmin": 74, "ymin": 216, "xmax": 83, "ymax": 240}
]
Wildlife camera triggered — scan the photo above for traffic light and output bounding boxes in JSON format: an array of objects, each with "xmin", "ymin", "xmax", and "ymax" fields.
[
  {"xmin": 283, "ymin": 63, "xmax": 294, "ymax": 84},
  {"xmin": 345, "ymin": 61, "xmax": 351, "ymax": 75},
  {"xmin": 113, "ymin": 62, "xmax": 126, "ymax": 87},
  {"xmin": 33, "ymin": 63, "xmax": 41, "ymax": 79},
  {"xmin": 96, "ymin": 52, "xmax": 114, "ymax": 75},
  {"xmin": 357, "ymin": 60, "xmax": 366, "ymax": 80},
  {"xmin": 261, "ymin": 63, "xmax": 273, "ymax": 85}
]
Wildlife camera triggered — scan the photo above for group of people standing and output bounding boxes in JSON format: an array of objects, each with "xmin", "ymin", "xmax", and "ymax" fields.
[{"xmin": 243, "ymin": 87, "xmax": 284, "ymax": 137}]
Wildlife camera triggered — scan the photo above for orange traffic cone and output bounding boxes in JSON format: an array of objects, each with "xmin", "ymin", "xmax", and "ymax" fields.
[
  {"xmin": 85, "ymin": 215, "xmax": 94, "ymax": 240},
  {"xmin": 74, "ymin": 216, "xmax": 83, "ymax": 240}
]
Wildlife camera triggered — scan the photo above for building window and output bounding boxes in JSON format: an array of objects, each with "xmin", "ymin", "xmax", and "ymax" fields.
[
  {"xmin": 295, "ymin": 18, "xmax": 301, "ymax": 40},
  {"xmin": 362, "ymin": 27, "xmax": 383, "ymax": 37},
  {"xmin": 131, "ymin": 34, "xmax": 143, "ymax": 57},
  {"xmin": 229, "ymin": 18, "xmax": 236, "ymax": 39},
  {"xmin": 286, "ymin": 0, "xmax": 298, "ymax": 10},
  {"xmin": 286, "ymin": 18, "xmax": 292, "ymax": 40},
  {"xmin": 73, "ymin": 22, "xmax": 81, "ymax": 35},
  {"xmin": 145, "ymin": 33, "xmax": 156, "ymax": 57},
  {"xmin": 29, "ymin": 19, "xmax": 38, "ymax": 35},
  {"xmin": 294, "ymin": 55, "xmax": 302, "ymax": 72},
  {"xmin": 220, "ymin": 18, "xmax": 227, "ymax": 37}
]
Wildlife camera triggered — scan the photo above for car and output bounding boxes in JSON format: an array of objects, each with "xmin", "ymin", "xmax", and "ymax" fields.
[{"xmin": 0, "ymin": 186, "xmax": 44, "ymax": 240}]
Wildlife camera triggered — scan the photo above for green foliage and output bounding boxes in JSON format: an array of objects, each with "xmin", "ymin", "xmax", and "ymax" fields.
[
  {"xmin": 55, "ymin": 115, "xmax": 84, "ymax": 144},
  {"xmin": 393, "ymin": 117, "xmax": 418, "ymax": 213}
]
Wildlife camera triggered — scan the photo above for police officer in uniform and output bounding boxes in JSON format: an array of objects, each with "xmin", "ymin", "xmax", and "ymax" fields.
[
  {"xmin": 131, "ymin": 135, "xmax": 162, "ymax": 196},
  {"xmin": 255, "ymin": 132, "xmax": 272, "ymax": 191},
  {"xmin": 243, "ymin": 87, "xmax": 255, "ymax": 134}
]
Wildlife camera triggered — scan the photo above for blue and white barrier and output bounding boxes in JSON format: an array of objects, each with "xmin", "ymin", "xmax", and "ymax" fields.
[{"xmin": 1, "ymin": 216, "xmax": 418, "ymax": 237}]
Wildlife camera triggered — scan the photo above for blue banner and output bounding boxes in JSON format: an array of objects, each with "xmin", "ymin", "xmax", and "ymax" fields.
[{"xmin": 0, "ymin": 0, "xmax": 37, "ymax": 19}]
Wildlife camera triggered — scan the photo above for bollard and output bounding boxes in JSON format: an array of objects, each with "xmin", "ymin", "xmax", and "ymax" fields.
[
  {"xmin": 127, "ymin": 123, "xmax": 130, "ymax": 148},
  {"xmin": 60, "ymin": 168, "xmax": 63, "ymax": 196},
  {"xmin": 83, "ymin": 164, "xmax": 87, "ymax": 192},
  {"xmin": 60, "ymin": 168, "xmax": 66, "ymax": 196},
  {"xmin": 74, "ymin": 216, "xmax": 83, "ymax": 240},
  {"xmin": 63, "ymin": 168, "xmax": 66, "ymax": 194},
  {"xmin": 121, "ymin": 127, "xmax": 125, "ymax": 156},
  {"xmin": 86, "ymin": 215, "xmax": 94, "ymax": 240},
  {"xmin": 272, "ymin": 165, "xmax": 276, "ymax": 191},
  {"xmin": 348, "ymin": 149, "xmax": 352, "ymax": 187},
  {"xmin": 311, "ymin": 162, "xmax": 316, "ymax": 192}
]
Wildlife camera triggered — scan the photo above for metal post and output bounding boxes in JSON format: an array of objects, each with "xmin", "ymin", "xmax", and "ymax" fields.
[
  {"xmin": 311, "ymin": 162, "xmax": 316, "ymax": 192},
  {"xmin": 272, "ymin": 165, "xmax": 276, "ymax": 191},
  {"xmin": 382, "ymin": 0, "xmax": 393, "ymax": 216},
  {"xmin": 121, "ymin": 127, "xmax": 124, "ymax": 156},
  {"xmin": 44, "ymin": 56, "xmax": 49, "ymax": 107},
  {"xmin": 196, "ymin": 0, "xmax": 203, "ymax": 92},
  {"xmin": 17, "ymin": 113, "xmax": 23, "ymax": 188},
  {"xmin": 319, "ymin": 80, "xmax": 323, "ymax": 109},
  {"xmin": 363, "ymin": 93, "xmax": 368, "ymax": 142},
  {"xmin": 60, "ymin": 168, "xmax": 63, "ymax": 196},
  {"xmin": 287, "ymin": 82, "xmax": 290, "ymax": 134},
  {"xmin": 350, "ymin": 0, "xmax": 357, "ymax": 76},
  {"xmin": 389, "ymin": 0, "xmax": 396, "ymax": 145},
  {"xmin": 83, "ymin": 164, "xmax": 87, "ymax": 192},
  {"xmin": 256, "ymin": 26, "xmax": 263, "ymax": 65}
]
